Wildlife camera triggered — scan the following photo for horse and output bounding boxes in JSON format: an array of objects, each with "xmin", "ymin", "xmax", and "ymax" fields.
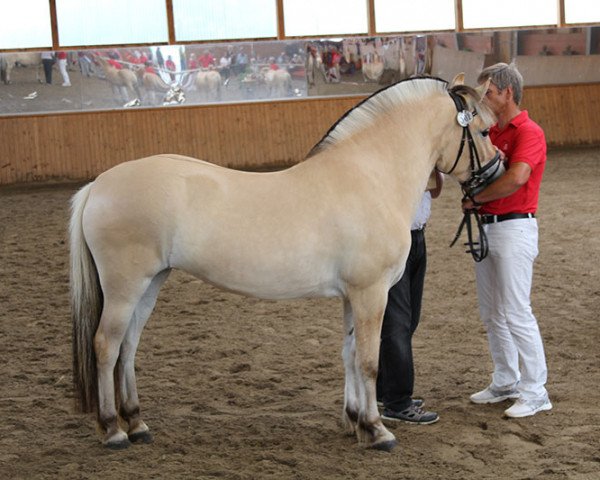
[
  {"xmin": 264, "ymin": 69, "xmax": 292, "ymax": 98},
  {"xmin": 70, "ymin": 74, "xmax": 499, "ymax": 451},
  {"xmin": 194, "ymin": 70, "xmax": 222, "ymax": 102},
  {"xmin": 0, "ymin": 52, "xmax": 43, "ymax": 84},
  {"xmin": 362, "ymin": 58, "xmax": 385, "ymax": 82},
  {"xmin": 139, "ymin": 71, "xmax": 173, "ymax": 105},
  {"xmin": 95, "ymin": 56, "xmax": 141, "ymax": 104}
]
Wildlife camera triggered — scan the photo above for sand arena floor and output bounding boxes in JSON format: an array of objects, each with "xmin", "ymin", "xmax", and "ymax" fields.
[{"xmin": 0, "ymin": 148, "xmax": 598, "ymax": 479}]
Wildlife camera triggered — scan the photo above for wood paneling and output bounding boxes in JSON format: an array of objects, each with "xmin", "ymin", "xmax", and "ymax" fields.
[{"xmin": 1, "ymin": 84, "xmax": 599, "ymax": 185}]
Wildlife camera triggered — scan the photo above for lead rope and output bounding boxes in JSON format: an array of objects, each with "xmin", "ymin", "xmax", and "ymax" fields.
[{"xmin": 449, "ymin": 202, "xmax": 488, "ymax": 262}]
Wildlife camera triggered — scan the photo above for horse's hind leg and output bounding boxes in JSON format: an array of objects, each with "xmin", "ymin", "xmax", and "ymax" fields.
[
  {"xmin": 95, "ymin": 276, "xmax": 155, "ymax": 449},
  {"xmin": 118, "ymin": 269, "xmax": 171, "ymax": 444}
]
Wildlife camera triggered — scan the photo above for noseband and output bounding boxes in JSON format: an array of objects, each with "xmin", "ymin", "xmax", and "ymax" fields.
[{"xmin": 444, "ymin": 90, "xmax": 504, "ymax": 262}]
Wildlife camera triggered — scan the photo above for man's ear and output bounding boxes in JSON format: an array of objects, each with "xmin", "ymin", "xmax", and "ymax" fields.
[
  {"xmin": 450, "ymin": 73, "xmax": 465, "ymax": 87},
  {"xmin": 475, "ymin": 78, "xmax": 490, "ymax": 102}
]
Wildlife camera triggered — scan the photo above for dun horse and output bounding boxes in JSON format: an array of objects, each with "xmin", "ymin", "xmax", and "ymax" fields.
[
  {"xmin": 70, "ymin": 75, "xmax": 499, "ymax": 450},
  {"xmin": 95, "ymin": 56, "xmax": 141, "ymax": 103}
]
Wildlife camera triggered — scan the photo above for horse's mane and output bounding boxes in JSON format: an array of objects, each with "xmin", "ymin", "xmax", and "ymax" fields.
[{"xmin": 306, "ymin": 77, "xmax": 449, "ymax": 158}]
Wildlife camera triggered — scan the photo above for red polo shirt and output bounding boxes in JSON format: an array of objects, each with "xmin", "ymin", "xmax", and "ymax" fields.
[{"xmin": 482, "ymin": 110, "xmax": 546, "ymax": 215}]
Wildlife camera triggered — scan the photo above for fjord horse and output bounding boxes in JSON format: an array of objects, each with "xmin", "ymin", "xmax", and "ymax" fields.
[{"xmin": 70, "ymin": 75, "xmax": 497, "ymax": 450}]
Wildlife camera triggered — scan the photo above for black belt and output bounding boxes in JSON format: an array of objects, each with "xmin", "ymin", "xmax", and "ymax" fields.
[{"xmin": 481, "ymin": 213, "xmax": 535, "ymax": 224}]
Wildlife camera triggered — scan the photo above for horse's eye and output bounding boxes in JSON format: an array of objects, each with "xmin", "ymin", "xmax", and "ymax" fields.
[{"xmin": 481, "ymin": 129, "xmax": 489, "ymax": 137}]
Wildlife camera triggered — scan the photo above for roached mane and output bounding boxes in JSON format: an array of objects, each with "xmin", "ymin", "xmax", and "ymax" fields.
[{"xmin": 306, "ymin": 77, "xmax": 449, "ymax": 158}]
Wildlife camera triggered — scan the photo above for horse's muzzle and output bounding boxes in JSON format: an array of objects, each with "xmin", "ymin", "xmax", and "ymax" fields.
[{"xmin": 462, "ymin": 152, "xmax": 505, "ymax": 196}]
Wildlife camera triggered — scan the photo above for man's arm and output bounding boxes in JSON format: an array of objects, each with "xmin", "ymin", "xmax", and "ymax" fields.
[{"xmin": 462, "ymin": 162, "xmax": 531, "ymax": 210}]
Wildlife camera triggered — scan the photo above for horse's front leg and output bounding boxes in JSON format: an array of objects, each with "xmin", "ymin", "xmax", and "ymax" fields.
[
  {"xmin": 341, "ymin": 299, "xmax": 359, "ymax": 435},
  {"xmin": 347, "ymin": 285, "xmax": 397, "ymax": 451}
]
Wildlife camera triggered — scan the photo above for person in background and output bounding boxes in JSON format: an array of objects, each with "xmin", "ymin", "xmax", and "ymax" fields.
[
  {"xmin": 156, "ymin": 47, "xmax": 165, "ymax": 69},
  {"xmin": 463, "ymin": 62, "xmax": 551, "ymax": 418},
  {"xmin": 56, "ymin": 51, "xmax": 70, "ymax": 87},
  {"xmin": 378, "ymin": 170, "xmax": 443, "ymax": 425},
  {"xmin": 165, "ymin": 55, "xmax": 176, "ymax": 82},
  {"xmin": 41, "ymin": 51, "xmax": 55, "ymax": 85}
]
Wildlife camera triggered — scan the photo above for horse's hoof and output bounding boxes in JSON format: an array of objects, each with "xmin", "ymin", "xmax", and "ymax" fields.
[
  {"xmin": 128, "ymin": 430, "xmax": 153, "ymax": 444},
  {"xmin": 104, "ymin": 438, "xmax": 132, "ymax": 450},
  {"xmin": 370, "ymin": 439, "xmax": 397, "ymax": 452}
]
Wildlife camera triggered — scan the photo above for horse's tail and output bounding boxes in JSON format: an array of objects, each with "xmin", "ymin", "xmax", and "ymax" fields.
[{"xmin": 70, "ymin": 183, "xmax": 103, "ymax": 414}]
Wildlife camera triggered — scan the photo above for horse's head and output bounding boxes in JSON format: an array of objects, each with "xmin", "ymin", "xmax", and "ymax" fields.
[{"xmin": 435, "ymin": 74, "xmax": 504, "ymax": 195}]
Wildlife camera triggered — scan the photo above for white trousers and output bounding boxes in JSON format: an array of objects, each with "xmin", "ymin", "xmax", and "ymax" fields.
[
  {"xmin": 475, "ymin": 218, "xmax": 548, "ymax": 400},
  {"xmin": 58, "ymin": 59, "xmax": 70, "ymax": 85}
]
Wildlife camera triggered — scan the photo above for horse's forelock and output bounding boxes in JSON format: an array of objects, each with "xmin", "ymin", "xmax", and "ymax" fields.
[
  {"xmin": 449, "ymin": 84, "xmax": 496, "ymax": 127},
  {"xmin": 307, "ymin": 77, "xmax": 449, "ymax": 158}
]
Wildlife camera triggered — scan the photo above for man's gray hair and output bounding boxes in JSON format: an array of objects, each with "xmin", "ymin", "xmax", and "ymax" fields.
[{"xmin": 478, "ymin": 62, "xmax": 524, "ymax": 105}]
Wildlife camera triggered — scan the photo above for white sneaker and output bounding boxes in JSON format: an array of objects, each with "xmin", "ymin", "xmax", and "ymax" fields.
[
  {"xmin": 62, "ymin": 82, "xmax": 71, "ymax": 87},
  {"xmin": 504, "ymin": 397, "xmax": 552, "ymax": 418},
  {"xmin": 470, "ymin": 385, "xmax": 520, "ymax": 404}
]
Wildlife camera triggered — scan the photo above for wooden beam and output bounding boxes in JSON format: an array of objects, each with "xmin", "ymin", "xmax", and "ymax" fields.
[
  {"xmin": 165, "ymin": 0, "xmax": 176, "ymax": 44},
  {"xmin": 455, "ymin": 0, "xmax": 464, "ymax": 32},
  {"xmin": 367, "ymin": 0, "xmax": 376, "ymax": 36},
  {"xmin": 49, "ymin": 0, "xmax": 59, "ymax": 49},
  {"xmin": 276, "ymin": 0, "xmax": 285, "ymax": 39}
]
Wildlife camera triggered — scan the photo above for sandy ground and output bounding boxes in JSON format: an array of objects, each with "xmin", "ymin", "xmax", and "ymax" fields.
[{"xmin": 0, "ymin": 148, "xmax": 599, "ymax": 479}]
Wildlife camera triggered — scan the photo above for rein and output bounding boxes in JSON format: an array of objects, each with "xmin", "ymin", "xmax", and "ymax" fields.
[{"xmin": 444, "ymin": 90, "xmax": 499, "ymax": 262}]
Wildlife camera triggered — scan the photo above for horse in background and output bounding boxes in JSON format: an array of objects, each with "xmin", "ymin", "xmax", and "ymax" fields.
[
  {"xmin": 0, "ymin": 53, "xmax": 43, "ymax": 84},
  {"xmin": 95, "ymin": 56, "xmax": 141, "ymax": 104},
  {"xmin": 194, "ymin": 70, "xmax": 222, "ymax": 102},
  {"xmin": 264, "ymin": 69, "xmax": 292, "ymax": 98},
  {"xmin": 70, "ymin": 75, "xmax": 498, "ymax": 451},
  {"xmin": 137, "ymin": 70, "xmax": 173, "ymax": 105}
]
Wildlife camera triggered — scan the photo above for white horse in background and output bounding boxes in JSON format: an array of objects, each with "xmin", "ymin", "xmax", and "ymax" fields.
[
  {"xmin": 264, "ymin": 69, "xmax": 292, "ymax": 98},
  {"xmin": 194, "ymin": 70, "xmax": 222, "ymax": 102},
  {"xmin": 95, "ymin": 56, "xmax": 141, "ymax": 103},
  {"xmin": 70, "ymin": 75, "xmax": 498, "ymax": 451},
  {"xmin": 0, "ymin": 53, "xmax": 43, "ymax": 84},
  {"xmin": 139, "ymin": 71, "xmax": 173, "ymax": 105},
  {"xmin": 362, "ymin": 54, "xmax": 385, "ymax": 82}
]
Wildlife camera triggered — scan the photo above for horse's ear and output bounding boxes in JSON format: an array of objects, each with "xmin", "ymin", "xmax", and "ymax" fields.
[
  {"xmin": 475, "ymin": 78, "xmax": 491, "ymax": 102},
  {"xmin": 450, "ymin": 73, "xmax": 465, "ymax": 87}
]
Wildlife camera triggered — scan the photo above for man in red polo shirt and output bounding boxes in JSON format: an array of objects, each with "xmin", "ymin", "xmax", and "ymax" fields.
[{"xmin": 462, "ymin": 63, "xmax": 551, "ymax": 418}]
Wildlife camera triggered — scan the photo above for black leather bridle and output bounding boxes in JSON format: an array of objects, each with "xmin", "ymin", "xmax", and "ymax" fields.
[{"xmin": 443, "ymin": 90, "xmax": 503, "ymax": 262}]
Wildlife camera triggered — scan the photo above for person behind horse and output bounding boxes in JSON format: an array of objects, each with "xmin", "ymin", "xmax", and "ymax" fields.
[
  {"xmin": 462, "ymin": 62, "xmax": 552, "ymax": 418},
  {"xmin": 377, "ymin": 170, "xmax": 443, "ymax": 425},
  {"xmin": 41, "ymin": 51, "xmax": 55, "ymax": 85}
]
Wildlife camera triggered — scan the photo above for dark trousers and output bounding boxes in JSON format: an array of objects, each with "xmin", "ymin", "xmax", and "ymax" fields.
[
  {"xmin": 377, "ymin": 228, "xmax": 427, "ymax": 411},
  {"xmin": 42, "ymin": 59, "xmax": 54, "ymax": 84}
]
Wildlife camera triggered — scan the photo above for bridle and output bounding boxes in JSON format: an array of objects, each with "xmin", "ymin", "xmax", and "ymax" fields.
[{"xmin": 442, "ymin": 90, "xmax": 504, "ymax": 262}]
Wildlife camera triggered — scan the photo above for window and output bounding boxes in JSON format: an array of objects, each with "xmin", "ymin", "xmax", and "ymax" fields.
[
  {"xmin": 565, "ymin": 0, "xmax": 600, "ymax": 24},
  {"xmin": 56, "ymin": 0, "xmax": 169, "ymax": 46},
  {"xmin": 0, "ymin": 0, "xmax": 52, "ymax": 49},
  {"xmin": 173, "ymin": 0, "xmax": 277, "ymax": 41},
  {"xmin": 374, "ymin": 0, "xmax": 455, "ymax": 33},
  {"xmin": 462, "ymin": 0, "xmax": 557, "ymax": 29},
  {"xmin": 283, "ymin": 0, "xmax": 368, "ymax": 36}
]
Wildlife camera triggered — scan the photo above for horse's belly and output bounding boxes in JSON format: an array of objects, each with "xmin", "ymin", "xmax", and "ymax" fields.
[{"xmin": 170, "ymin": 239, "xmax": 343, "ymax": 300}]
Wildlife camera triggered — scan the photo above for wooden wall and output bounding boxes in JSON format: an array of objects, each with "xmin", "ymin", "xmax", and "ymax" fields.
[{"xmin": 1, "ymin": 83, "xmax": 600, "ymax": 186}]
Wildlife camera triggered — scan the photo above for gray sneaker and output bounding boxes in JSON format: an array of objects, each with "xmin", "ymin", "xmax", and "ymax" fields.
[
  {"xmin": 381, "ymin": 403, "xmax": 439, "ymax": 425},
  {"xmin": 470, "ymin": 385, "xmax": 520, "ymax": 404}
]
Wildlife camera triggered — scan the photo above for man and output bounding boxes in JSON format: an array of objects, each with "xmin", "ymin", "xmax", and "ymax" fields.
[
  {"xmin": 378, "ymin": 170, "xmax": 443, "ymax": 425},
  {"xmin": 463, "ymin": 63, "xmax": 551, "ymax": 418}
]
